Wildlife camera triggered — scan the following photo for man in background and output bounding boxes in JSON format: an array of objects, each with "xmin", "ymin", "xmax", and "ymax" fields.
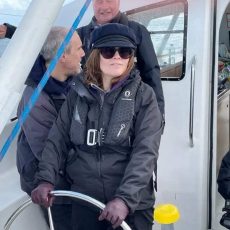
[{"xmin": 16, "ymin": 26, "xmax": 84, "ymax": 229}]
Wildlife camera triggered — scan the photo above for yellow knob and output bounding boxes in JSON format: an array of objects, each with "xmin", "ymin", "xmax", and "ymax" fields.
[{"xmin": 154, "ymin": 204, "xmax": 180, "ymax": 224}]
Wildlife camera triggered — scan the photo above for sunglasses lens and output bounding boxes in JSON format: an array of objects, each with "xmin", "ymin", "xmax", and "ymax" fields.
[
  {"xmin": 100, "ymin": 47, "xmax": 116, "ymax": 59},
  {"xmin": 118, "ymin": 47, "xmax": 133, "ymax": 59},
  {"xmin": 100, "ymin": 47, "xmax": 134, "ymax": 59}
]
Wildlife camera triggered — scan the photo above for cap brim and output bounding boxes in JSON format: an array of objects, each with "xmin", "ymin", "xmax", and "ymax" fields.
[{"xmin": 94, "ymin": 40, "xmax": 136, "ymax": 49}]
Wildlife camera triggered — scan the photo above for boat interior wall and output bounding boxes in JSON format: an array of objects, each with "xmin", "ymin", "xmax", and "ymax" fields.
[
  {"xmin": 216, "ymin": 0, "xmax": 230, "ymax": 170},
  {"xmin": 212, "ymin": 1, "xmax": 230, "ymax": 229},
  {"xmin": 155, "ymin": 0, "xmax": 212, "ymax": 229}
]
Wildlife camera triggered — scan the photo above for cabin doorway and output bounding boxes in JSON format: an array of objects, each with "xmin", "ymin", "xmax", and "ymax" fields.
[{"xmin": 213, "ymin": 1, "xmax": 230, "ymax": 229}]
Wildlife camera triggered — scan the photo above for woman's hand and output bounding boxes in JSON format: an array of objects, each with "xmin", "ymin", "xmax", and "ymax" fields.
[
  {"xmin": 31, "ymin": 182, "xmax": 54, "ymax": 208},
  {"xmin": 98, "ymin": 197, "xmax": 129, "ymax": 229}
]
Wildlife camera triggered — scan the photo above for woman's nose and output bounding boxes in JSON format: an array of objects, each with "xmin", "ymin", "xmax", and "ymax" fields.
[{"xmin": 113, "ymin": 51, "xmax": 121, "ymax": 59}]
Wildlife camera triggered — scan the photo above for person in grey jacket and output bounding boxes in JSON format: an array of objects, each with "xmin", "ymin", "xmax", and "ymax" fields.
[
  {"xmin": 17, "ymin": 26, "xmax": 85, "ymax": 230},
  {"xmin": 77, "ymin": 0, "xmax": 165, "ymax": 116},
  {"xmin": 31, "ymin": 23, "xmax": 162, "ymax": 230}
]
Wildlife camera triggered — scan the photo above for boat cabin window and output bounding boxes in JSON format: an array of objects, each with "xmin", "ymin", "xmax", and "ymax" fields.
[{"xmin": 126, "ymin": 0, "xmax": 188, "ymax": 80}]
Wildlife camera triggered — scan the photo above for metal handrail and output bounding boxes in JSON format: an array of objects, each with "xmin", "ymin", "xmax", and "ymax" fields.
[
  {"xmin": 4, "ymin": 190, "xmax": 132, "ymax": 230},
  {"xmin": 189, "ymin": 56, "xmax": 196, "ymax": 147}
]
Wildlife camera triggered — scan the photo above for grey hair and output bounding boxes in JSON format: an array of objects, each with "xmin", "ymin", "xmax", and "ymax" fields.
[{"xmin": 40, "ymin": 26, "xmax": 72, "ymax": 63}]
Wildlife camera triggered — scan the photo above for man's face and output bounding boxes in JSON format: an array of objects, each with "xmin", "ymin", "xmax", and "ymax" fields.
[
  {"xmin": 64, "ymin": 33, "xmax": 85, "ymax": 76},
  {"xmin": 93, "ymin": 0, "xmax": 120, "ymax": 24}
]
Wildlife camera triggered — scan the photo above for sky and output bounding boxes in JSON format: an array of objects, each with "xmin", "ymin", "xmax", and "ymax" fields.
[
  {"xmin": 0, "ymin": 0, "xmax": 30, "ymax": 25},
  {"xmin": 0, "ymin": 0, "xmax": 74, "ymax": 25}
]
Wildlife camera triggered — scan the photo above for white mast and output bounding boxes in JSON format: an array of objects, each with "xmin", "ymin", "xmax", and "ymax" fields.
[{"xmin": 0, "ymin": 0, "xmax": 65, "ymax": 134}]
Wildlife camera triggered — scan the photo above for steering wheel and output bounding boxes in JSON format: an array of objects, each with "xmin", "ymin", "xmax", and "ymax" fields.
[{"xmin": 4, "ymin": 190, "xmax": 132, "ymax": 230}]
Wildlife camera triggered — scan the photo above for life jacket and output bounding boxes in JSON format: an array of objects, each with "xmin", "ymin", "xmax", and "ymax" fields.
[{"xmin": 70, "ymin": 73, "xmax": 141, "ymax": 147}]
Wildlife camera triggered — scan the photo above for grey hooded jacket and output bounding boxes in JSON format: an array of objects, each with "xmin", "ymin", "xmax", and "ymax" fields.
[
  {"xmin": 16, "ymin": 55, "xmax": 71, "ymax": 199},
  {"xmin": 36, "ymin": 69, "xmax": 163, "ymax": 212}
]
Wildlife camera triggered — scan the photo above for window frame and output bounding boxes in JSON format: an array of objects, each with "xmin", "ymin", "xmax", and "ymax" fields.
[{"xmin": 125, "ymin": 0, "xmax": 188, "ymax": 81}]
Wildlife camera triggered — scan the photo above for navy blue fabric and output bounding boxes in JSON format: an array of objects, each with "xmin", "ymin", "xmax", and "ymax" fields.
[{"xmin": 91, "ymin": 23, "xmax": 137, "ymax": 49}]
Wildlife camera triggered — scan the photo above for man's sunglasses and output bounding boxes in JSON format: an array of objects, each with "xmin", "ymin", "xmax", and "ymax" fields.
[{"xmin": 99, "ymin": 47, "xmax": 134, "ymax": 59}]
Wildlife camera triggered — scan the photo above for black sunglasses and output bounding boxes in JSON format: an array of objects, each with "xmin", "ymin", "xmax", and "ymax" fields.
[{"xmin": 99, "ymin": 47, "xmax": 134, "ymax": 59}]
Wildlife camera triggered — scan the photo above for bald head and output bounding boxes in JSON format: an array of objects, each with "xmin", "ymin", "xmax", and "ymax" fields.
[{"xmin": 93, "ymin": 0, "xmax": 120, "ymax": 24}]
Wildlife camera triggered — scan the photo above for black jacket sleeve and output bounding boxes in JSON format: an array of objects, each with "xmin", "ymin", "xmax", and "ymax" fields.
[
  {"xmin": 3, "ymin": 23, "xmax": 16, "ymax": 39},
  {"xmin": 129, "ymin": 21, "xmax": 165, "ymax": 116},
  {"xmin": 218, "ymin": 150, "xmax": 230, "ymax": 199},
  {"xmin": 35, "ymin": 89, "xmax": 76, "ymax": 185},
  {"xmin": 115, "ymin": 83, "xmax": 163, "ymax": 212}
]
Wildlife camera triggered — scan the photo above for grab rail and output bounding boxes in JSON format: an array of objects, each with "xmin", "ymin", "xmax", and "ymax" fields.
[
  {"xmin": 189, "ymin": 56, "xmax": 196, "ymax": 147},
  {"xmin": 4, "ymin": 190, "xmax": 132, "ymax": 230}
]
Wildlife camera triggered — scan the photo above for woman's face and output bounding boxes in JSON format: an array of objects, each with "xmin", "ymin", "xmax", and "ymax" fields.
[{"xmin": 99, "ymin": 47, "xmax": 132, "ymax": 80}]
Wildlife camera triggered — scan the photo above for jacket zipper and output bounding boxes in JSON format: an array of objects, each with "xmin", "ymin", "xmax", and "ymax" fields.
[
  {"xmin": 97, "ymin": 94, "xmax": 104, "ymax": 178},
  {"xmin": 97, "ymin": 94, "xmax": 106, "ymax": 199}
]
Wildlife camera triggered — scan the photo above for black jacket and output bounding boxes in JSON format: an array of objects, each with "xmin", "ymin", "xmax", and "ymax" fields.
[
  {"xmin": 77, "ymin": 12, "xmax": 165, "ymax": 116},
  {"xmin": 36, "ymin": 69, "xmax": 163, "ymax": 212},
  {"xmin": 4, "ymin": 23, "xmax": 16, "ymax": 38},
  {"xmin": 218, "ymin": 150, "xmax": 230, "ymax": 199},
  {"xmin": 17, "ymin": 55, "xmax": 71, "ymax": 198}
]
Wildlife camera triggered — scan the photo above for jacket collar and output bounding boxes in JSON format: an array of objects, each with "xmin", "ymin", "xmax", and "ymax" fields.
[
  {"xmin": 71, "ymin": 68, "xmax": 140, "ymax": 105},
  {"xmin": 71, "ymin": 73, "xmax": 96, "ymax": 103}
]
